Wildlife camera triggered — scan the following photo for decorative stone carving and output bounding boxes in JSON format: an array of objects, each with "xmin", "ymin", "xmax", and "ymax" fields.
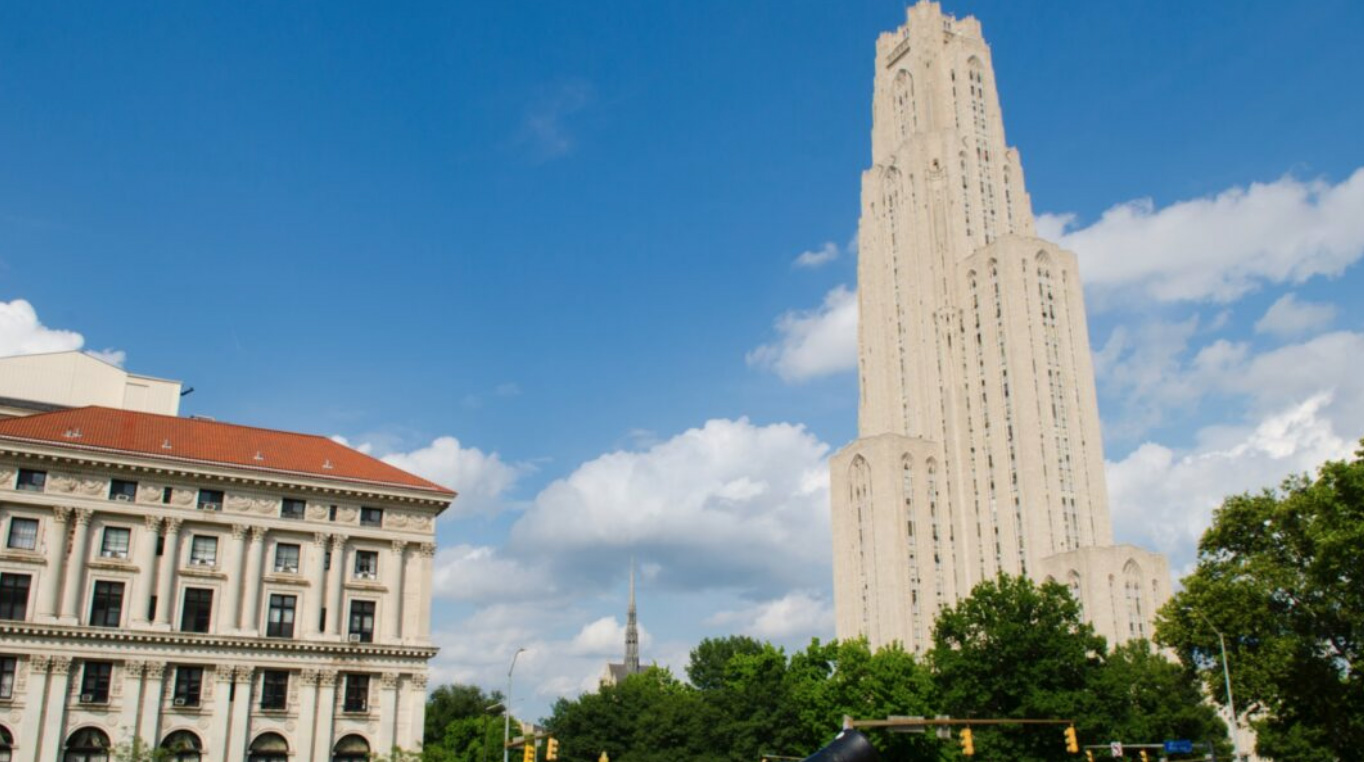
[
  {"xmin": 411, "ymin": 514, "xmax": 435, "ymax": 531},
  {"xmin": 146, "ymin": 663, "xmax": 166, "ymax": 680},
  {"xmin": 49, "ymin": 473, "xmax": 103, "ymax": 496},
  {"xmin": 164, "ymin": 517, "xmax": 184, "ymax": 534},
  {"xmin": 319, "ymin": 671, "xmax": 338, "ymax": 687},
  {"xmin": 307, "ymin": 502, "xmax": 330, "ymax": 521},
  {"xmin": 234, "ymin": 666, "xmax": 255, "ymax": 682},
  {"xmin": 73, "ymin": 508, "xmax": 93, "ymax": 527},
  {"xmin": 330, "ymin": 535, "xmax": 347, "ymax": 552},
  {"xmin": 231, "ymin": 524, "xmax": 249, "ymax": 540},
  {"xmin": 253, "ymin": 496, "xmax": 278, "ymax": 515},
  {"xmin": 196, "ymin": 717, "xmax": 211, "ymax": 730},
  {"xmin": 418, "ymin": 543, "xmax": 436, "ymax": 558},
  {"xmin": 30, "ymin": 654, "xmax": 51, "ymax": 672},
  {"xmin": 124, "ymin": 660, "xmax": 146, "ymax": 676},
  {"xmin": 386, "ymin": 511, "xmax": 410, "ymax": 529},
  {"xmin": 411, "ymin": 674, "xmax": 428, "ymax": 690},
  {"xmin": 50, "ymin": 656, "xmax": 72, "ymax": 675},
  {"xmin": 169, "ymin": 489, "xmax": 194, "ymax": 507},
  {"xmin": 226, "ymin": 494, "xmax": 254, "ymax": 513},
  {"xmin": 137, "ymin": 484, "xmax": 164, "ymax": 503},
  {"xmin": 213, "ymin": 665, "xmax": 235, "ymax": 683},
  {"xmin": 313, "ymin": 533, "xmax": 329, "ymax": 548},
  {"xmin": 391, "ymin": 540, "xmax": 408, "ymax": 555},
  {"xmin": 251, "ymin": 526, "xmax": 268, "ymax": 542},
  {"xmin": 300, "ymin": 669, "xmax": 320, "ymax": 686},
  {"xmin": 335, "ymin": 505, "xmax": 359, "ymax": 524},
  {"xmin": 379, "ymin": 672, "xmax": 399, "ymax": 690},
  {"xmin": 144, "ymin": 516, "xmax": 162, "ymax": 532},
  {"xmin": 0, "ymin": 466, "xmax": 14, "ymax": 486},
  {"xmin": 52, "ymin": 506, "xmax": 73, "ymax": 523}
]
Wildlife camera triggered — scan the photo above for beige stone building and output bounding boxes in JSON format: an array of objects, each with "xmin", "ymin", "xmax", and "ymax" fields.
[
  {"xmin": 0, "ymin": 400, "xmax": 452, "ymax": 760},
  {"xmin": 831, "ymin": 1, "xmax": 1169, "ymax": 653}
]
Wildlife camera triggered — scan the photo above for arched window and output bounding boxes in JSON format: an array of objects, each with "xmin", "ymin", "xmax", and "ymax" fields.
[
  {"xmin": 1124, "ymin": 561, "xmax": 1146, "ymax": 639},
  {"xmin": 248, "ymin": 733, "xmax": 290, "ymax": 762},
  {"xmin": 0, "ymin": 725, "xmax": 13, "ymax": 762},
  {"xmin": 1067, "ymin": 571, "xmax": 1084, "ymax": 619},
  {"xmin": 333, "ymin": 734, "xmax": 371, "ymax": 762},
  {"xmin": 64, "ymin": 728, "xmax": 111, "ymax": 762},
  {"xmin": 161, "ymin": 731, "xmax": 202, "ymax": 762}
]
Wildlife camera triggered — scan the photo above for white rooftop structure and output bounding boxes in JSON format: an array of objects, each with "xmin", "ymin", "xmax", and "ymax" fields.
[{"xmin": 0, "ymin": 351, "xmax": 182, "ymax": 418}]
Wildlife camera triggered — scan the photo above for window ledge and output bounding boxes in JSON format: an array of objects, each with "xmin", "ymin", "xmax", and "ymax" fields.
[
  {"xmin": 0, "ymin": 549, "xmax": 43, "ymax": 565},
  {"xmin": 262, "ymin": 573, "xmax": 310, "ymax": 587},
  {"xmin": 343, "ymin": 580, "xmax": 387, "ymax": 593},
  {"xmin": 180, "ymin": 566, "xmax": 225, "ymax": 579}
]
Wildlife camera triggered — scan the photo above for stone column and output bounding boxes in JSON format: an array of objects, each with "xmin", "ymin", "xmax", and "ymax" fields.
[
  {"xmin": 220, "ymin": 525, "xmax": 247, "ymax": 633},
  {"xmin": 304, "ymin": 533, "xmax": 328, "ymax": 637},
  {"xmin": 137, "ymin": 663, "xmax": 165, "ymax": 743},
  {"xmin": 36, "ymin": 507, "xmax": 71, "ymax": 621},
  {"xmin": 38, "ymin": 656, "xmax": 72, "ymax": 762},
  {"xmin": 226, "ymin": 667, "xmax": 254, "ymax": 762},
  {"xmin": 153, "ymin": 518, "xmax": 183, "ymax": 627},
  {"xmin": 416, "ymin": 543, "xmax": 436, "ymax": 639},
  {"xmin": 378, "ymin": 672, "xmax": 400, "ymax": 753},
  {"xmin": 385, "ymin": 541, "xmax": 408, "ymax": 642},
  {"xmin": 208, "ymin": 666, "xmax": 234, "ymax": 760},
  {"xmin": 239, "ymin": 526, "xmax": 267, "ymax": 634},
  {"xmin": 314, "ymin": 671, "xmax": 338, "ymax": 758},
  {"xmin": 15, "ymin": 655, "xmax": 51, "ymax": 762},
  {"xmin": 327, "ymin": 536, "xmax": 347, "ymax": 637},
  {"xmin": 295, "ymin": 670, "xmax": 320, "ymax": 762},
  {"xmin": 405, "ymin": 674, "xmax": 429, "ymax": 751},
  {"xmin": 58, "ymin": 509, "xmax": 93, "ymax": 622},
  {"xmin": 118, "ymin": 661, "xmax": 145, "ymax": 744},
  {"xmin": 130, "ymin": 517, "xmax": 161, "ymax": 627}
]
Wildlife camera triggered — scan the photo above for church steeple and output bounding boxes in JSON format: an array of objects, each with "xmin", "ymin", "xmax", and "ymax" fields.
[{"xmin": 623, "ymin": 556, "xmax": 640, "ymax": 674}]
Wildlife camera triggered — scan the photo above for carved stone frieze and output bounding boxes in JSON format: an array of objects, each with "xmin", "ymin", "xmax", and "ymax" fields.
[
  {"xmin": 30, "ymin": 654, "xmax": 51, "ymax": 672},
  {"xmin": 411, "ymin": 514, "xmax": 435, "ymax": 532},
  {"xmin": 411, "ymin": 673, "xmax": 428, "ymax": 690},
  {"xmin": 164, "ymin": 517, "xmax": 184, "ymax": 534},
  {"xmin": 313, "ymin": 533, "xmax": 330, "ymax": 548},
  {"xmin": 48, "ymin": 473, "xmax": 104, "ymax": 496},
  {"xmin": 386, "ymin": 511, "xmax": 410, "ymax": 529},
  {"xmin": 335, "ymin": 505, "xmax": 359, "ymax": 524},
  {"xmin": 146, "ymin": 663, "xmax": 166, "ymax": 680},
  {"xmin": 169, "ymin": 489, "xmax": 194, "ymax": 507},
  {"xmin": 50, "ymin": 656, "xmax": 72, "ymax": 675},
  {"xmin": 418, "ymin": 543, "xmax": 436, "ymax": 558},
  {"xmin": 251, "ymin": 526, "xmax": 268, "ymax": 542},
  {"xmin": 391, "ymin": 540, "xmax": 408, "ymax": 555},
  {"xmin": 52, "ymin": 506, "xmax": 73, "ymax": 523},
  {"xmin": 300, "ymin": 669, "xmax": 320, "ymax": 686},
  {"xmin": 137, "ymin": 484, "xmax": 165, "ymax": 503},
  {"xmin": 226, "ymin": 494, "xmax": 253, "ymax": 512},
  {"xmin": 379, "ymin": 672, "xmax": 399, "ymax": 690},
  {"xmin": 0, "ymin": 466, "xmax": 13, "ymax": 485},
  {"xmin": 319, "ymin": 671, "xmax": 338, "ymax": 687},
  {"xmin": 307, "ymin": 503, "xmax": 330, "ymax": 521},
  {"xmin": 73, "ymin": 508, "xmax": 93, "ymax": 527},
  {"xmin": 231, "ymin": 524, "xmax": 249, "ymax": 540},
  {"xmin": 124, "ymin": 660, "xmax": 146, "ymax": 676},
  {"xmin": 144, "ymin": 516, "xmax": 162, "ymax": 532}
]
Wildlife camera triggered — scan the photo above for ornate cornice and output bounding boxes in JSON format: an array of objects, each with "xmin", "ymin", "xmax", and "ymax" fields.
[{"xmin": 0, "ymin": 622, "xmax": 439, "ymax": 660}]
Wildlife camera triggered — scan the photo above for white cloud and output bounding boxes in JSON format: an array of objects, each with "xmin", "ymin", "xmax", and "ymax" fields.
[
  {"xmin": 1254, "ymin": 293, "xmax": 1337, "ymax": 337},
  {"xmin": 510, "ymin": 417, "xmax": 832, "ymax": 597},
  {"xmin": 431, "ymin": 544, "xmax": 555, "ymax": 602},
  {"xmin": 1042, "ymin": 167, "xmax": 1364, "ymax": 305},
  {"xmin": 747, "ymin": 285, "xmax": 857, "ymax": 382},
  {"xmin": 0, "ymin": 298, "xmax": 123, "ymax": 364},
  {"xmin": 568, "ymin": 616, "xmax": 652, "ymax": 657},
  {"xmin": 1108, "ymin": 393, "xmax": 1354, "ymax": 576},
  {"xmin": 793, "ymin": 241, "xmax": 840, "ymax": 269},
  {"xmin": 381, "ymin": 435, "xmax": 524, "ymax": 517},
  {"xmin": 705, "ymin": 590, "xmax": 833, "ymax": 640}
]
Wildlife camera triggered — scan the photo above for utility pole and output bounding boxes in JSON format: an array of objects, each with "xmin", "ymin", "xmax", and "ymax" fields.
[
  {"xmin": 504, "ymin": 648, "xmax": 526, "ymax": 762},
  {"xmin": 1197, "ymin": 612, "xmax": 1241, "ymax": 762}
]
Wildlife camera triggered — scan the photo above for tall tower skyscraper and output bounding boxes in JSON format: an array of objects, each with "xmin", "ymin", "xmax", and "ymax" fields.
[
  {"xmin": 830, "ymin": 1, "xmax": 1170, "ymax": 652},
  {"xmin": 624, "ymin": 557, "xmax": 641, "ymax": 674}
]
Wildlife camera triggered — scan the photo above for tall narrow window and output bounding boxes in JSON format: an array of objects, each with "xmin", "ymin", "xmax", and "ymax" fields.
[
  {"xmin": 353, "ymin": 550, "xmax": 378, "ymax": 580},
  {"xmin": 80, "ymin": 661, "xmax": 114, "ymax": 703},
  {"xmin": 173, "ymin": 666, "xmax": 204, "ymax": 707},
  {"xmin": 266, "ymin": 594, "xmax": 296, "ymax": 638},
  {"xmin": 260, "ymin": 670, "xmax": 289, "ymax": 710},
  {"xmin": 180, "ymin": 588, "xmax": 213, "ymax": 633},
  {"xmin": 0, "ymin": 656, "xmax": 15, "ymax": 699},
  {"xmin": 88, "ymin": 581, "xmax": 125, "ymax": 627},
  {"xmin": 348, "ymin": 600, "xmax": 375, "ymax": 643},
  {"xmin": 342, "ymin": 674, "xmax": 370, "ymax": 712},
  {"xmin": 5, "ymin": 518, "xmax": 37, "ymax": 551},
  {"xmin": 0, "ymin": 575, "xmax": 30, "ymax": 621}
]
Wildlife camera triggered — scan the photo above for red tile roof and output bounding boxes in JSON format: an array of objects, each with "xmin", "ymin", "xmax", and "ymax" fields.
[{"xmin": 0, "ymin": 407, "xmax": 454, "ymax": 497}]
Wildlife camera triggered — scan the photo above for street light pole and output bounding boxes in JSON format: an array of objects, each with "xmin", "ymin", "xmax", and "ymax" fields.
[
  {"xmin": 504, "ymin": 648, "xmax": 526, "ymax": 762},
  {"xmin": 1197, "ymin": 613, "xmax": 1242, "ymax": 762},
  {"xmin": 484, "ymin": 702, "xmax": 505, "ymax": 762}
]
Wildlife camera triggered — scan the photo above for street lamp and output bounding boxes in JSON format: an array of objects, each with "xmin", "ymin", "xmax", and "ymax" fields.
[
  {"xmin": 504, "ymin": 648, "xmax": 527, "ymax": 762},
  {"xmin": 484, "ymin": 702, "xmax": 505, "ymax": 762},
  {"xmin": 1196, "ymin": 612, "xmax": 1242, "ymax": 762}
]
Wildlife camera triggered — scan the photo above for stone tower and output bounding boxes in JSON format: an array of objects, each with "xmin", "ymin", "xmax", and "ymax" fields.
[
  {"xmin": 624, "ymin": 557, "xmax": 640, "ymax": 673},
  {"xmin": 830, "ymin": 0, "xmax": 1170, "ymax": 652}
]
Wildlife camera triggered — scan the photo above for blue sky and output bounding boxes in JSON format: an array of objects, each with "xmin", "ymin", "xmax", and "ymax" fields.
[{"xmin": 3, "ymin": 0, "xmax": 1362, "ymax": 721}]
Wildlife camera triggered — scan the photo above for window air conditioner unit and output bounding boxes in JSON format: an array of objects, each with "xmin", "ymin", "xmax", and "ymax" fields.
[
  {"xmin": 173, "ymin": 697, "xmax": 188, "ymax": 707},
  {"xmin": 81, "ymin": 693, "xmax": 96, "ymax": 703},
  {"xmin": 114, "ymin": 493, "xmax": 132, "ymax": 502},
  {"xmin": 357, "ymin": 572, "xmax": 376, "ymax": 580},
  {"xmin": 348, "ymin": 633, "xmax": 362, "ymax": 643},
  {"xmin": 200, "ymin": 503, "xmax": 221, "ymax": 512},
  {"xmin": 280, "ymin": 565, "xmax": 298, "ymax": 574}
]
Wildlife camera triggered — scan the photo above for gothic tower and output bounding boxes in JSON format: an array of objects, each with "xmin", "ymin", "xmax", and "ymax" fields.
[
  {"xmin": 830, "ymin": 1, "xmax": 1170, "ymax": 652},
  {"xmin": 624, "ymin": 557, "xmax": 640, "ymax": 674}
]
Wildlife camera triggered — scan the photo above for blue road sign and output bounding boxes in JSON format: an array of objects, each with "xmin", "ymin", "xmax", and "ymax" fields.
[{"xmin": 1164, "ymin": 740, "xmax": 1194, "ymax": 754}]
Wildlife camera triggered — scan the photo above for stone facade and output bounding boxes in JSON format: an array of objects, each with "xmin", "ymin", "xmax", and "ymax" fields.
[
  {"xmin": 0, "ymin": 410, "xmax": 450, "ymax": 761},
  {"xmin": 831, "ymin": 1, "xmax": 1169, "ymax": 652}
]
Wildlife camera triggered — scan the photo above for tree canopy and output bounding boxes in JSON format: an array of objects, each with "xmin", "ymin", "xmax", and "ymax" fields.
[{"xmin": 1156, "ymin": 443, "xmax": 1364, "ymax": 762}]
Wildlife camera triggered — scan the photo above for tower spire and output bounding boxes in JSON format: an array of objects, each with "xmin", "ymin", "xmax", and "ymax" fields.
[{"xmin": 624, "ymin": 556, "xmax": 640, "ymax": 674}]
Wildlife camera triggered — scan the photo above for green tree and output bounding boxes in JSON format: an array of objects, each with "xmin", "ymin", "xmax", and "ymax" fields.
[
  {"xmin": 112, "ymin": 737, "xmax": 168, "ymax": 762},
  {"xmin": 423, "ymin": 683, "xmax": 510, "ymax": 762},
  {"xmin": 930, "ymin": 574, "xmax": 1106, "ymax": 762},
  {"xmin": 545, "ymin": 666, "xmax": 711, "ymax": 762},
  {"xmin": 687, "ymin": 635, "xmax": 765, "ymax": 691},
  {"xmin": 1155, "ymin": 444, "xmax": 1364, "ymax": 762},
  {"xmin": 1087, "ymin": 640, "xmax": 1227, "ymax": 754}
]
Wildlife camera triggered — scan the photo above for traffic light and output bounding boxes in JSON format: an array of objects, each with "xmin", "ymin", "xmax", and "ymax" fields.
[
  {"xmin": 1139, "ymin": 751, "xmax": 1148, "ymax": 762},
  {"xmin": 959, "ymin": 728, "xmax": 974, "ymax": 757},
  {"xmin": 1086, "ymin": 751, "xmax": 1095, "ymax": 762},
  {"xmin": 546, "ymin": 738, "xmax": 560, "ymax": 761},
  {"xmin": 1064, "ymin": 725, "xmax": 1079, "ymax": 754},
  {"xmin": 523, "ymin": 742, "xmax": 535, "ymax": 762}
]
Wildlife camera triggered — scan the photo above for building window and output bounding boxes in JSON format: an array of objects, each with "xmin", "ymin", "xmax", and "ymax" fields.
[
  {"xmin": 196, "ymin": 489, "xmax": 223, "ymax": 512},
  {"xmin": 359, "ymin": 507, "xmax": 383, "ymax": 527},
  {"xmin": 260, "ymin": 670, "xmax": 289, "ymax": 710},
  {"xmin": 15, "ymin": 469, "xmax": 45, "ymax": 492},
  {"xmin": 180, "ymin": 588, "xmax": 213, "ymax": 633},
  {"xmin": 0, "ymin": 575, "xmax": 30, "ymax": 620},
  {"xmin": 80, "ymin": 661, "xmax": 113, "ymax": 703},
  {"xmin": 162, "ymin": 486, "xmax": 174, "ymax": 504},
  {"xmin": 100, "ymin": 527, "xmax": 131, "ymax": 559},
  {"xmin": 273, "ymin": 544, "xmax": 300, "ymax": 574},
  {"xmin": 5, "ymin": 518, "xmax": 37, "ymax": 551},
  {"xmin": 353, "ymin": 550, "xmax": 378, "ymax": 580},
  {"xmin": 247, "ymin": 733, "xmax": 289, "ymax": 762},
  {"xmin": 189, "ymin": 536, "xmax": 217, "ymax": 566},
  {"xmin": 88, "ymin": 581, "xmax": 124, "ymax": 627},
  {"xmin": 173, "ymin": 666, "xmax": 203, "ymax": 707},
  {"xmin": 333, "ymin": 735, "xmax": 371, "ymax": 762},
  {"xmin": 0, "ymin": 656, "xmax": 15, "ymax": 698},
  {"xmin": 280, "ymin": 499, "xmax": 305, "ymax": 520},
  {"xmin": 342, "ymin": 674, "xmax": 369, "ymax": 712},
  {"xmin": 348, "ymin": 600, "xmax": 375, "ymax": 643},
  {"xmin": 64, "ymin": 727, "xmax": 111, "ymax": 762},
  {"xmin": 160, "ymin": 730, "xmax": 203, "ymax": 762},
  {"xmin": 109, "ymin": 479, "xmax": 138, "ymax": 502},
  {"xmin": 328, "ymin": 505, "xmax": 337, "ymax": 522},
  {"xmin": 266, "ymin": 594, "xmax": 296, "ymax": 638}
]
